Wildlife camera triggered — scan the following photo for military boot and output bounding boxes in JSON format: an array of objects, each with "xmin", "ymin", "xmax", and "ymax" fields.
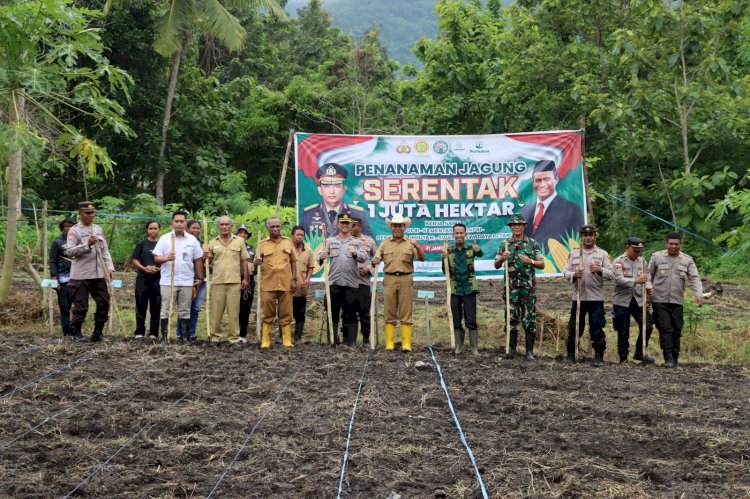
[
  {"xmin": 454, "ymin": 328, "xmax": 465, "ymax": 355},
  {"xmin": 593, "ymin": 349, "xmax": 604, "ymax": 367},
  {"xmin": 160, "ymin": 318, "xmax": 169, "ymax": 344},
  {"xmin": 91, "ymin": 322, "xmax": 105, "ymax": 343},
  {"xmin": 71, "ymin": 322, "xmax": 85, "ymax": 342},
  {"xmin": 344, "ymin": 324, "xmax": 358, "ymax": 348},
  {"xmin": 525, "ymin": 333, "xmax": 535, "ymax": 360},
  {"xmin": 663, "ymin": 349, "xmax": 676, "ymax": 368},
  {"xmin": 294, "ymin": 321, "xmax": 305, "ymax": 342},
  {"xmin": 468, "ymin": 329, "xmax": 479, "ymax": 355},
  {"xmin": 672, "ymin": 349, "xmax": 680, "ymax": 367},
  {"xmin": 384, "ymin": 323, "xmax": 396, "ymax": 350},
  {"xmin": 506, "ymin": 330, "xmax": 517, "ymax": 359},
  {"xmin": 401, "ymin": 324, "xmax": 412, "ymax": 352}
]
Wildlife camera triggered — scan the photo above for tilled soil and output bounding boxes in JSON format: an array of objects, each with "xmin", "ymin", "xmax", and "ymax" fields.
[{"xmin": 1, "ymin": 335, "xmax": 749, "ymax": 498}]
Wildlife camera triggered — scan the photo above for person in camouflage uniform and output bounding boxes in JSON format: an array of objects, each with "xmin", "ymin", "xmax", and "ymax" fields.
[
  {"xmin": 494, "ymin": 214, "xmax": 545, "ymax": 359},
  {"xmin": 442, "ymin": 223, "xmax": 483, "ymax": 355}
]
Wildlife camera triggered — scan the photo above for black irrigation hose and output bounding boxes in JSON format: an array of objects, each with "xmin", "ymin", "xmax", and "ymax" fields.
[
  {"xmin": 64, "ymin": 367, "xmax": 220, "ymax": 498},
  {"xmin": 337, "ymin": 351, "xmax": 371, "ymax": 498},
  {"xmin": 0, "ymin": 340, "xmax": 63, "ymax": 363},
  {"xmin": 205, "ymin": 350, "xmax": 313, "ymax": 499},
  {"xmin": 1, "ymin": 352, "xmax": 171, "ymax": 448}
]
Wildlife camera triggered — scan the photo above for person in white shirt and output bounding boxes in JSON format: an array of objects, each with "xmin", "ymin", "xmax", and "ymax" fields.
[{"xmin": 153, "ymin": 209, "xmax": 204, "ymax": 343}]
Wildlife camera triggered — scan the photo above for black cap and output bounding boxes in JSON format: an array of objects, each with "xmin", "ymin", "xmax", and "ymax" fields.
[
  {"xmin": 627, "ymin": 236, "xmax": 644, "ymax": 249},
  {"xmin": 579, "ymin": 224, "xmax": 597, "ymax": 234},
  {"xmin": 337, "ymin": 212, "xmax": 352, "ymax": 223},
  {"xmin": 77, "ymin": 201, "xmax": 96, "ymax": 212},
  {"xmin": 533, "ymin": 160, "xmax": 557, "ymax": 174},
  {"xmin": 315, "ymin": 163, "xmax": 348, "ymax": 185},
  {"xmin": 59, "ymin": 217, "xmax": 76, "ymax": 231},
  {"xmin": 350, "ymin": 216, "xmax": 362, "ymax": 225}
]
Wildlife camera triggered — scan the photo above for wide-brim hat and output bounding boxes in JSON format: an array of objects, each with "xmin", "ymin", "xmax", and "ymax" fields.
[{"xmin": 386, "ymin": 214, "xmax": 411, "ymax": 229}]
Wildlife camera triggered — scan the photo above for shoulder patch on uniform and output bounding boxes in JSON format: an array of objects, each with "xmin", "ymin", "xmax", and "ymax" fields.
[
  {"xmin": 349, "ymin": 205, "xmax": 364, "ymax": 211},
  {"xmin": 304, "ymin": 204, "xmax": 319, "ymax": 211}
]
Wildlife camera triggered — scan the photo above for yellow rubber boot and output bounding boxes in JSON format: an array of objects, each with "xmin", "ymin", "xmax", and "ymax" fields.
[
  {"xmin": 401, "ymin": 324, "xmax": 412, "ymax": 352},
  {"xmin": 282, "ymin": 324, "xmax": 294, "ymax": 347},
  {"xmin": 385, "ymin": 323, "xmax": 396, "ymax": 350},
  {"xmin": 261, "ymin": 323, "xmax": 272, "ymax": 349}
]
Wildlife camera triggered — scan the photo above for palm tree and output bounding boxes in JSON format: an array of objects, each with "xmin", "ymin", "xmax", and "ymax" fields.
[{"xmin": 107, "ymin": 0, "xmax": 287, "ymax": 205}]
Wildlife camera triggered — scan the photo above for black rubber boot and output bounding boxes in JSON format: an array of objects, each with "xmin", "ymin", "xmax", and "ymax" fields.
[
  {"xmin": 468, "ymin": 330, "xmax": 479, "ymax": 356},
  {"xmin": 454, "ymin": 328, "xmax": 465, "ymax": 355},
  {"xmin": 294, "ymin": 321, "xmax": 305, "ymax": 342},
  {"xmin": 179, "ymin": 319, "xmax": 191, "ymax": 344},
  {"xmin": 160, "ymin": 318, "xmax": 169, "ymax": 344},
  {"xmin": 71, "ymin": 322, "xmax": 85, "ymax": 342},
  {"xmin": 344, "ymin": 324, "xmax": 358, "ymax": 348},
  {"xmin": 593, "ymin": 350, "xmax": 604, "ymax": 367},
  {"xmin": 672, "ymin": 349, "xmax": 680, "ymax": 367},
  {"xmin": 506, "ymin": 330, "xmax": 517, "ymax": 359},
  {"xmin": 525, "ymin": 333, "xmax": 535, "ymax": 360},
  {"xmin": 91, "ymin": 322, "xmax": 105, "ymax": 343},
  {"xmin": 663, "ymin": 350, "xmax": 675, "ymax": 368}
]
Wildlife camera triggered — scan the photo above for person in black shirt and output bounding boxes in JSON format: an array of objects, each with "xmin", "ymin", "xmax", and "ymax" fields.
[
  {"xmin": 131, "ymin": 220, "xmax": 162, "ymax": 339},
  {"xmin": 236, "ymin": 225, "xmax": 256, "ymax": 343},
  {"xmin": 49, "ymin": 217, "xmax": 77, "ymax": 336}
]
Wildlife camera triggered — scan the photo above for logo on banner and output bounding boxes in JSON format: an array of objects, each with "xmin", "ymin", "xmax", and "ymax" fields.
[
  {"xmin": 471, "ymin": 140, "xmax": 490, "ymax": 153},
  {"xmin": 414, "ymin": 140, "xmax": 429, "ymax": 154},
  {"xmin": 452, "ymin": 141, "xmax": 465, "ymax": 152},
  {"xmin": 432, "ymin": 140, "xmax": 449, "ymax": 154},
  {"xmin": 396, "ymin": 142, "xmax": 411, "ymax": 154}
]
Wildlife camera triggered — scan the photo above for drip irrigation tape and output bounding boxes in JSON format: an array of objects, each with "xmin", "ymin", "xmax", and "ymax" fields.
[
  {"xmin": 428, "ymin": 346, "xmax": 488, "ymax": 499},
  {"xmin": 64, "ymin": 368, "xmax": 219, "ymax": 498},
  {"xmin": 205, "ymin": 350, "xmax": 313, "ymax": 499},
  {"xmin": 1, "ymin": 350, "xmax": 98, "ymax": 400},
  {"xmin": 0, "ymin": 340, "xmax": 62, "ymax": 363},
  {"xmin": 336, "ymin": 352, "xmax": 370, "ymax": 498},
  {"xmin": 1, "ymin": 352, "xmax": 170, "ymax": 448}
]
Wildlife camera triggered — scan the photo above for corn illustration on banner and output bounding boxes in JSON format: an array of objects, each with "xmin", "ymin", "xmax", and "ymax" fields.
[{"xmin": 295, "ymin": 131, "xmax": 586, "ymax": 280}]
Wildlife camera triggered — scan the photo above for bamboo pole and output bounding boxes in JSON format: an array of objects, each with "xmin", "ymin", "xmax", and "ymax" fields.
[
  {"xmin": 203, "ymin": 213, "xmax": 211, "ymax": 341},
  {"xmin": 575, "ymin": 252, "xmax": 583, "ymax": 361},
  {"xmin": 94, "ymin": 244, "xmax": 126, "ymax": 336},
  {"xmin": 255, "ymin": 230, "xmax": 263, "ymax": 341},
  {"xmin": 369, "ymin": 264, "xmax": 378, "ymax": 350},
  {"xmin": 443, "ymin": 239, "xmax": 455, "ymax": 349},
  {"xmin": 642, "ymin": 259, "xmax": 647, "ymax": 363},
  {"xmin": 321, "ymin": 224, "xmax": 335, "ymax": 345},
  {"xmin": 504, "ymin": 241, "xmax": 511, "ymax": 356},
  {"xmin": 41, "ymin": 201, "xmax": 49, "ymax": 308},
  {"xmin": 274, "ymin": 128, "xmax": 295, "ymax": 218},
  {"xmin": 167, "ymin": 234, "xmax": 176, "ymax": 343}
]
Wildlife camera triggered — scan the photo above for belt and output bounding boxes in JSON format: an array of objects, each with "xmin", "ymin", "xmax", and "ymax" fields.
[{"xmin": 384, "ymin": 272, "xmax": 412, "ymax": 276}]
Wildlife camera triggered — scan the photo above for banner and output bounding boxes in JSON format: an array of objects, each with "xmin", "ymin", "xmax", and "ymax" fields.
[{"xmin": 295, "ymin": 131, "xmax": 586, "ymax": 280}]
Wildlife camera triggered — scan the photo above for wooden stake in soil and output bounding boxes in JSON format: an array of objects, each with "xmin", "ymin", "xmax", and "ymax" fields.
[
  {"xmin": 369, "ymin": 263, "xmax": 378, "ymax": 350},
  {"xmin": 443, "ymin": 239, "xmax": 455, "ymax": 349},
  {"xmin": 642, "ymin": 258, "xmax": 648, "ymax": 363},
  {"xmin": 504, "ymin": 241, "xmax": 511, "ymax": 356},
  {"xmin": 203, "ymin": 213, "xmax": 212, "ymax": 340},
  {"xmin": 274, "ymin": 128, "xmax": 295, "ymax": 218},
  {"xmin": 539, "ymin": 317, "xmax": 544, "ymax": 355},
  {"xmin": 167, "ymin": 234, "xmax": 176, "ymax": 343},
  {"xmin": 321, "ymin": 224, "xmax": 335, "ymax": 345},
  {"xmin": 94, "ymin": 244, "xmax": 126, "ymax": 337},
  {"xmin": 575, "ymin": 252, "xmax": 583, "ymax": 361},
  {"xmin": 255, "ymin": 230, "xmax": 263, "ymax": 342},
  {"xmin": 41, "ymin": 201, "xmax": 50, "ymax": 331}
]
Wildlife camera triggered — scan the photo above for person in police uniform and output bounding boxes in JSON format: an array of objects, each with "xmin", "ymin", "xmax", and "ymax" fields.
[
  {"xmin": 350, "ymin": 216, "xmax": 377, "ymax": 346},
  {"xmin": 65, "ymin": 201, "xmax": 114, "ymax": 342},
  {"xmin": 318, "ymin": 213, "xmax": 367, "ymax": 346},
  {"xmin": 371, "ymin": 214, "xmax": 425, "ymax": 351},
  {"xmin": 301, "ymin": 163, "xmax": 372, "ymax": 239},
  {"xmin": 612, "ymin": 237, "xmax": 654, "ymax": 363},
  {"xmin": 563, "ymin": 224, "xmax": 615, "ymax": 366},
  {"xmin": 648, "ymin": 231, "xmax": 703, "ymax": 368}
]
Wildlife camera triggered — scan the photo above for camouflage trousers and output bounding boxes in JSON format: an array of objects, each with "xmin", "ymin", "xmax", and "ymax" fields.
[{"xmin": 504, "ymin": 286, "xmax": 537, "ymax": 335}]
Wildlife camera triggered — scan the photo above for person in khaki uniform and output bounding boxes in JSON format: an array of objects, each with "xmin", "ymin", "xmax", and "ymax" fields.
[
  {"xmin": 205, "ymin": 216, "xmax": 249, "ymax": 347},
  {"xmin": 371, "ymin": 214, "xmax": 425, "ymax": 351},
  {"xmin": 254, "ymin": 217, "xmax": 298, "ymax": 348},
  {"xmin": 291, "ymin": 225, "xmax": 315, "ymax": 342},
  {"xmin": 648, "ymin": 231, "xmax": 703, "ymax": 368}
]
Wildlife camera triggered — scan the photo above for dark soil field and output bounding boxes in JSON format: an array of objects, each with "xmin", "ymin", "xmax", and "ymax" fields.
[{"xmin": 1, "ymin": 330, "xmax": 749, "ymax": 498}]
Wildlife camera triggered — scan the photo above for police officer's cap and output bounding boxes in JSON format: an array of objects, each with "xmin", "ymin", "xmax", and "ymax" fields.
[
  {"xmin": 316, "ymin": 163, "xmax": 348, "ymax": 185},
  {"xmin": 59, "ymin": 217, "xmax": 76, "ymax": 231},
  {"xmin": 579, "ymin": 224, "xmax": 597, "ymax": 234},
  {"xmin": 350, "ymin": 216, "xmax": 362, "ymax": 225},
  {"xmin": 533, "ymin": 160, "xmax": 557, "ymax": 175},
  {"xmin": 77, "ymin": 201, "xmax": 96, "ymax": 212},
  {"xmin": 337, "ymin": 212, "xmax": 352, "ymax": 224},
  {"xmin": 236, "ymin": 224, "xmax": 251, "ymax": 237},
  {"xmin": 627, "ymin": 236, "xmax": 644, "ymax": 250},
  {"xmin": 507, "ymin": 213, "xmax": 528, "ymax": 225}
]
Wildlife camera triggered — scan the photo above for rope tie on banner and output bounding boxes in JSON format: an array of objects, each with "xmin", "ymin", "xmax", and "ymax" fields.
[
  {"xmin": 337, "ymin": 352, "xmax": 370, "ymax": 499},
  {"xmin": 428, "ymin": 345, "xmax": 489, "ymax": 499},
  {"xmin": 64, "ymin": 368, "xmax": 219, "ymax": 498},
  {"xmin": 206, "ymin": 350, "xmax": 313, "ymax": 499},
  {"xmin": 1, "ymin": 352, "xmax": 171, "ymax": 448}
]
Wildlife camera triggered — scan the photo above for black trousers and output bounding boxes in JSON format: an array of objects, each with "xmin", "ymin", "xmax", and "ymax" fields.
[
  {"xmin": 239, "ymin": 284, "xmax": 255, "ymax": 338},
  {"xmin": 293, "ymin": 296, "xmax": 307, "ymax": 322},
  {"xmin": 56, "ymin": 283, "xmax": 74, "ymax": 335},
  {"xmin": 567, "ymin": 301, "xmax": 606, "ymax": 354},
  {"xmin": 451, "ymin": 293, "xmax": 477, "ymax": 331},
  {"xmin": 652, "ymin": 302, "xmax": 684, "ymax": 356},
  {"xmin": 352, "ymin": 284, "xmax": 372, "ymax": 344},
  {"xmin": 69, "ymin": 278, "xmax": 110, "ymax": 328},
  {"xmin": 330, "ymin": 284, "xmax": 357, "ymax": 345},
  {"xmin": 134, "ymin": 274, "xmax": 161, "ymax": 336},
  {"xmin": 613, "ymin": 297, "xmax": 653, "ymax": 359}
]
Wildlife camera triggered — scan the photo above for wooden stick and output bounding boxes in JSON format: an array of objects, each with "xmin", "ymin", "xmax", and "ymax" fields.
[
  {"xmin": 167, "ymin": 234, "xmax": 176, "ymax": 343},
  {"xmin": 42, "ymin": 201, "xmax": 50, "ymax": 329},
  {"xmin": 504, "ymin": 241, "xmax": 511, "ymax": 355},
  {"xmin": 642, "ymin": 258, "xmax": 647, "ymax": 362},
  {"xmin": 94, "ymin": 244, "xmax": 126, "ymax": 336},
  {"xmin": 255, "ymin": 230, "xmax": 263, "ymax": 341},
  {"xmin": 443, "ymin": 239, "xmax": 455, "ymax": 349},
  {"xmin": 575, "ymin": 251, "xmax": 583, "ymax": 361},
  {"xmin": 321, "ymin": 224, "xmax": 335, "ymax": 345},
  {"xmin": 274, "ymin": 128, "xmax": 295, "ymax": 218},
  {"xmin": 203, "ymin": 213, "xmax": 211, "ymax": 340},
  {"xmin": 539, "ymin": 317, "xmax": 544, "ymax": 355},
  {"xmin": 369, "ymin": 263, "xmax": 378, "ymax": 350}
]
